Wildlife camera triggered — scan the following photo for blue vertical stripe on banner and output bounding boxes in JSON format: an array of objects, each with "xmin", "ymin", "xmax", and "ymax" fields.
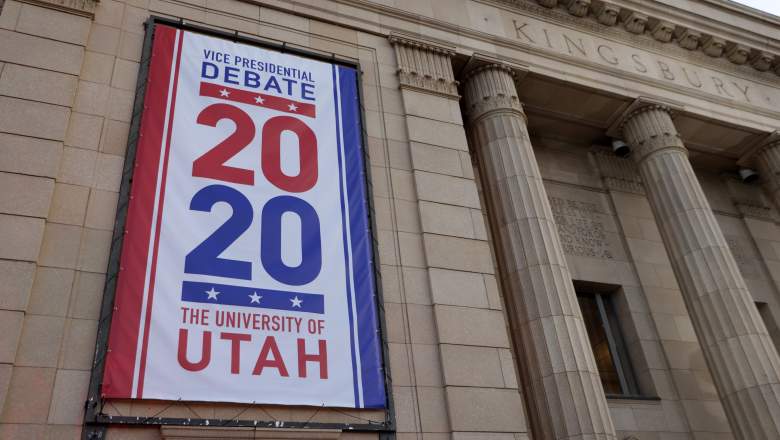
[
  {"xmin": 332, "ymin": 64, "xmax": 361, "ymax": 408},
  {"xmin": 338, "ymin": 65, "xmax": 386, "ymax": 408}
]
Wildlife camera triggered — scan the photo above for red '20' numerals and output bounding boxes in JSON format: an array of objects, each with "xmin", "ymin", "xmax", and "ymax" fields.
[{"xmin": 192, "ymin": 103, "xmax": 318, "ymax": 192}]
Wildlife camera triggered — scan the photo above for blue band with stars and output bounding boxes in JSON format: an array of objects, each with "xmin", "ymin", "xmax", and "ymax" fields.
[{"xmin": 181, "ymin": 281, "xmax": 324, "ymax": 314}]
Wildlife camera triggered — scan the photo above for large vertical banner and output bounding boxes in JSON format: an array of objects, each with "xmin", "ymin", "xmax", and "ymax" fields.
[{"xmin": 102, "ymin": 24, "xmax": 386, "ymax": 408}]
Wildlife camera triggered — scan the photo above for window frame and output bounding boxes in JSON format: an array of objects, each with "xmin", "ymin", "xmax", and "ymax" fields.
[{"xmin": 577, "ymin": 290, "xmax": 640, "ymax": 397}]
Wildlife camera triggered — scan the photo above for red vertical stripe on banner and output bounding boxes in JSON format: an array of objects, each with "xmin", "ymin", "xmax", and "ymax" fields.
[
  {"xmin": 136, "ymin": 28, "xmax": 184, "ymax": 398},
  {"xmin": 101, "ymin": 24, "xmax": 179, "ymax": 399}
]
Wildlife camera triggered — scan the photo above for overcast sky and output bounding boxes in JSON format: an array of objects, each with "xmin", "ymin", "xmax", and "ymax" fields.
[{"xmin": 731, "ymin": 0, "xmax": 780, "ymax": 16}]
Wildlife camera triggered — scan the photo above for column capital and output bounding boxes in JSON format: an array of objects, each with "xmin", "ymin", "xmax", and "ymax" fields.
[
  {"xmin": 742, "ymin": 130, "xmax": 780, "ymax": 212},
  {"xmin": 460, "ymin": 53, "xmax": 530, "ymax": 77},
  {"xmin": 388, "ymin": 33, "xmax": 459, "ymax": 98},
  {"xmin": 461, "ymin": 58, "xmax": 528, "ymax": 122},
  {"xmin": 738, "ymin": 130, "xmax": 780, "ymax": 167},
  {"xmin": 606, "ymin": 97, "xmax": 682, "ymax": 137},
  {"xmin": 607, "ymin": 97, "xmax": 686, "ymax": 164}
]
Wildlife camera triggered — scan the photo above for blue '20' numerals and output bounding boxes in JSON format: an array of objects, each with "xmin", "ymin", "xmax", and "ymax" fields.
[
  {"xmin": 185, "ymin": 184, "xmax": 322, "ymax": 285},
  {"xmin": 261, "ymin": 195, "xmax": 322, "ymax": 286},
  {"xmin": 185, "ymin": 185, "xmax": 252, "ymax": 280}
]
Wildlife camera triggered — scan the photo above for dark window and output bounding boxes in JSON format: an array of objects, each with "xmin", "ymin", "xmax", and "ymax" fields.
[
  {"xmin": 577, "ymin": 291, "xmax": 639, "ymax": 396},
  {"xmin": 756, "ymin": 302, "xmax": 780, "ymax": 350}
]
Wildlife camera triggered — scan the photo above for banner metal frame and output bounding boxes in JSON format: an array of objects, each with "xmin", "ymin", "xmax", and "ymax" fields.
[{"xmin": 82, "ymin": 16, "xmax": 395, "ymax": 440}]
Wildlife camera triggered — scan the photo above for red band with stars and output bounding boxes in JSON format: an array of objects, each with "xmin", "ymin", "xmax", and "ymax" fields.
[{"xmin": 199, "ymin": 82, "xmax": 316, "ymax": 118}]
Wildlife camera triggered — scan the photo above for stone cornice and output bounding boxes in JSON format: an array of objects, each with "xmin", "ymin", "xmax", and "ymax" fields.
[
  {"xmin": 388, "ymin": 33, "xmax": 459, "ymax": 98},
  {"xmin": 492, "ymin": 0, "xmax": 780, "ymax": 77},
  {"xmin": 701, "ymin": 0, "xmax": 780, "ymax": 26}
]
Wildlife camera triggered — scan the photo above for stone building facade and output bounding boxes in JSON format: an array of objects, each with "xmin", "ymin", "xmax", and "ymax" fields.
[{"xmin": 1, "ymin": 0, "xmax": 780, "ymax": 439}]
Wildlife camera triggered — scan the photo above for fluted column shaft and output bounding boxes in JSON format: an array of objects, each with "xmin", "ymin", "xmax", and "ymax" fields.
[
  {"xmin": 622, "ymin": 105, "xmax": 780, "ymax": 440},
  {"xmin": 463, "ymin": 64, "xmax": 617, "ymax": 440},
  {"xmin": 754, "ymin": 139, "xmax": 780, "ymax": 211}
]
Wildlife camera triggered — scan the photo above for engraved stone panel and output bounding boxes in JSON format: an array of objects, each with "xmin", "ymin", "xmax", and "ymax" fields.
[
  {"xmin": 546, "ymin": 185, "xmax": 625, "ymax": 262},
  {"xmin": 550, "ymin": 196, "xmax": 613, "ymax": 259}
]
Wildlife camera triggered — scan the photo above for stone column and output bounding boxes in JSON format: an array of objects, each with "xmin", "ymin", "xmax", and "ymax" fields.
[
  {"xmin": 753, "ymin": 132, "xmax": 780, "ymax": 211},
  {"xmin": 462, "ymin": 63, "xmax": 617, "ymax": 440},
  {"xmin": 617, "ymin": 101, "xmax": 780, "ymax": 440}
]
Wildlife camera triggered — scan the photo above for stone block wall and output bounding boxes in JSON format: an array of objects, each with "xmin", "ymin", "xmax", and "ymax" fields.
[{"xmin": 0, "ymin": 1, "xmax": 121, "ymax": 438}]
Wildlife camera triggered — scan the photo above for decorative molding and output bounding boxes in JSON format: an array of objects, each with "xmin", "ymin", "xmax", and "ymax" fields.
[
  {"xmin": 592, "ymin": 1, "xmax": 619, "ymax": 26},
  {"xmin": 648, "ymin": 18, "xmax": 674, "ymax": 43},
  {"xmin": 621, "ymin": 10, "xmax": 647, "ymax": 34},
  {"xmin": 388, "ymin": 34, "xmax": 459, "ymax": 98},
  {"xmin": 725, "ymin": 42, "xmax": 750, "ymax": 65},
  {"xmin": 563, "ymin": 0, "xmax": 589, "ymax": 17},
  {"xmin": 701, "ymin": 34, "xmax": 726, "ymax": 57},
  {"xmin": 750, "ymin": 50, "xmax": 775, "ymax": 71},
  {"xmin": 17, "ymin": 0, "xmax": 97, "ymax": 17},
  {"xmin": 675, "ymin": 27, "xmax": 701, "ymax": 50},
  {"xmin": 492, "ymin": 0, "xmax": 780, "ymax": 77},
  {"xmin": 591, "ymin": 148, "xmax": 645, "ymax": 194}
]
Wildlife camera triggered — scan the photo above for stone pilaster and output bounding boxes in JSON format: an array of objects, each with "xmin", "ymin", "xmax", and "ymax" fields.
[
  {"xmin": 617, "ymin": 102, "xmax": 780, "ymax": 440},
  {"xmin": 463, "ymin": 63, "xmax": 617, "ymax": 440},
  {"xmin": 752, "ymin": 132, "xmax": 780, "ymax": 212}
]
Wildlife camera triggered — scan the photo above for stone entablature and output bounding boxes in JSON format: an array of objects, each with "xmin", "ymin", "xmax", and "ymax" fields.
[
  {"xmin": 494, "ymin": 0, "xmax": 780, "ymax": 76},
  {"xmin": 277, "ymin": 0, "xmax": 780, "ymax": 129},
  {"xmin": 505, "ymin": 14, "xmax": 780, "ymax": 113}
]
